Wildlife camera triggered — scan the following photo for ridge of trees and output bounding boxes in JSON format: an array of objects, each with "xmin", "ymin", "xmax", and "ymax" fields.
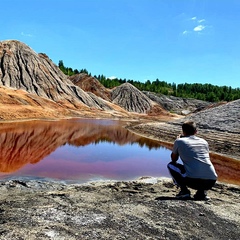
[{"xmin": 58, "ymin": 60, "xmax": 240, "ymax": 102}]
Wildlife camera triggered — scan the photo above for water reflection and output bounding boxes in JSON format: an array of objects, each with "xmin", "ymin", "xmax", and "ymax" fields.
[
  {"xmin": 0, "ymin": 119, "xmax": 239, "ymax": 185},
  {"xmin": 0, "ymin": 119, "xmax": 170, "ymax": 182}
]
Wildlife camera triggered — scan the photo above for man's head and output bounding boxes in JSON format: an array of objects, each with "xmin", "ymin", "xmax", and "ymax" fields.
[{"xmin": 182, "ymin": 121, "xmax": 197, "ymax": 136}]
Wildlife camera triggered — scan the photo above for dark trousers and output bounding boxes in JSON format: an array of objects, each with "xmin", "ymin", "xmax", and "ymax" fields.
[{"xmin": 167, "ymin": 162, "xmax": 216, "ymax": 192}]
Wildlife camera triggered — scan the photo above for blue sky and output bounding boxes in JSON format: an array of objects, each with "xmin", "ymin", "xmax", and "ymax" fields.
[{"xmin": 1, "ymin": 0, "xmax": 240, "ymax": 88}]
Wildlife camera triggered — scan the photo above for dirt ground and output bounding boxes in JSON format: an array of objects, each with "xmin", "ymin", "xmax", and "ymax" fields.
[{"xmin": 0, "ymin": 178, "xmax": 239, "ymax": 240}]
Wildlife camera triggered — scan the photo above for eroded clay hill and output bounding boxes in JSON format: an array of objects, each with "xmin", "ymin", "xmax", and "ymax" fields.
[
  {"xmin": 111, "ymin": 82, "xmax": 168, "ymax": 115},
  {"xmin": 69, "ymin": 75, "xmax": 169, "ymax": 115},
  {"xmin": 0, "ymin": 40, "xmax": 114, "ymax": 111},
  {"xmin": 69, "ymin": 73, "xmax": 111, "ymax": 101},
  {"xmin": 0, "ymin": 85, "xmax": 85, "ymax": 120}
]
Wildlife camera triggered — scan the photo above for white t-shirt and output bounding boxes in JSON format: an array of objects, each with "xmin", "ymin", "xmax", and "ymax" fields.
[{"xmin": 172, "ymin": 135, "xmax": 218, "ymax": 180}]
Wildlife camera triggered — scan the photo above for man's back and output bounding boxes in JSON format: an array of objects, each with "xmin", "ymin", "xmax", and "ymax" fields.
[{"xmin": 173, "ymin": 136, "xmax": 217, "ymax": 179}]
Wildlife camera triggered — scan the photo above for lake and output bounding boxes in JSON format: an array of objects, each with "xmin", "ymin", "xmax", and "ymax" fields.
[
  {"xmin": 0, "ymin": 119, "xmax": 171, "ymax": 183},
  {"xmin": 0, "ymin": 118, "xmax": 239, "ymax": 186}
]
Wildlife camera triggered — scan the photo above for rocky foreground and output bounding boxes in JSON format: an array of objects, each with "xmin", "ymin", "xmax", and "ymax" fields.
[{"xmin": 0, "ymin": 178, "xmax": 239, "ymax": 240}]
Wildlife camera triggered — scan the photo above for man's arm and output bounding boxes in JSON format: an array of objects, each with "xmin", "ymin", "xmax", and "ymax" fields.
[{"xmin": 171, "ymin": 152, "xmax": 179, "ymax": 162}]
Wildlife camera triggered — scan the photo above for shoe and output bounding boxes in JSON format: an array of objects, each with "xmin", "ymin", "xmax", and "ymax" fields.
[
  {"xmin": 194, "ymin": 195, "xmax": 210, "ymax": 201},
  {"xmin": 194, "ymin": 191, "xmax": 210, "ymax": 201},
  {"xmin": 176, "ymin": 190, "xmax": 191, "ymax": 199}
]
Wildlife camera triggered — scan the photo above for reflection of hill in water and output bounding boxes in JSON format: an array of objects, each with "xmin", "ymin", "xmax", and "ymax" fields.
[
  {"xmin": 68, "ymin": 124, "xmax": 162, "ymax": 149},
  {"xmin": 0, "ymin": 120, "xmax": 163, "ymax": 173}
]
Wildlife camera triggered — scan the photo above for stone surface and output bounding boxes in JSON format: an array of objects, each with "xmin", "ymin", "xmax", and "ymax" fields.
[
  {"xmin": 0, "ymin": 179, "xmax": 239, "ymax": 240},
  {"xmin": 143, "ymin": 91, "xmax": 212, "ymax": 114},
  {"xmin": 175, "ymin": 99, "xmax": 240, "ymax": 134}
]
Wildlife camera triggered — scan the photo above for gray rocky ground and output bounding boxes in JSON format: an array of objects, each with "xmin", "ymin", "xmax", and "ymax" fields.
[
  {"xmin": 143, "ymin": 91, "xmax": 212, "ymax": 115},
  {"xmin": 0, "ymin": 178, "xmax": 239, "ymax": 240}
]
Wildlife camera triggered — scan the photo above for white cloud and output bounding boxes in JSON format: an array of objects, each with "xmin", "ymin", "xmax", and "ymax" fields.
[
  {"xmin": 194, "ymin": 25, "xmax": 205, "ymax": 32},
  {"xmin": 181, "ymin": 16, "xmax": 208, "ymax": 36},
  {"xmin": 21, "ymin": 32, "xmax": 33, "ymax": 37},
  {"xmin": 108, "ymin": 76, "xmax": 117, "ymax": 80}
]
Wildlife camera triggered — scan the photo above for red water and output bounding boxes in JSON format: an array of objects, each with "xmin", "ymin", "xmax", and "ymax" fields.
[
  {"xmin": 0, "ymin": 119, "xmax": 239, "ymax": 185},
  {"xmin": 0, "ymin": 119, "xmax": 171, "ymax": 183}
]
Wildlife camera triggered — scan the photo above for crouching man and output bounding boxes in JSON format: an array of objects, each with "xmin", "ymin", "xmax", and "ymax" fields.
[{"xmin": 167, "ymin": 121, "xmax": 218, "ymax": 200}]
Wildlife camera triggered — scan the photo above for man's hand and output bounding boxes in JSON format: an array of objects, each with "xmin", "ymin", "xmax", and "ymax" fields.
[{"xmin": 171, "ymin": 152, "xmax": 179, "ymax": 162}]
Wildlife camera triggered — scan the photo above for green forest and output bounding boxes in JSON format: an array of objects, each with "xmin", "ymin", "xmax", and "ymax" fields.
[{"xmin": 58, "ymin": 60, "xmax": 240, "ymax": 102}]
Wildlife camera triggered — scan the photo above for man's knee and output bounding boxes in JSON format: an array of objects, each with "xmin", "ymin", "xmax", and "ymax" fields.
[
  {"xmin": 167, "ymin": 161, "xmax": 174, "ymax": 169},
  {"xmin": 167, "ymin": 162, "xmax": 185, "ymax": 174}
]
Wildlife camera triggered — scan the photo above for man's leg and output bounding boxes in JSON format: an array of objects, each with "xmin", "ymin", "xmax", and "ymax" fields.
[
  {"xmin": 167, "ymin": 162, "xmax": 190, "ymax": 198},
  {"xmin": 185, "ymin": 178, "xmax": 216, "ymax": 200}
]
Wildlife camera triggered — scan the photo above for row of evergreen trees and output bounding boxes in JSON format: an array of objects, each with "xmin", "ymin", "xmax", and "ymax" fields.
[
  {"xmin": 58, "ymin": 60, "xmax": 90, "ymax": 76},
  {"xmin": 58, "ymin": 60, "xmax": 240, "ymax": 102}
]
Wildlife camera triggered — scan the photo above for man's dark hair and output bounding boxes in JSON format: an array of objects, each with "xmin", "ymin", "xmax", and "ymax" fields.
[{"xmin": 182, "ymin": 121, "xmax": 197, "ymax": 135}]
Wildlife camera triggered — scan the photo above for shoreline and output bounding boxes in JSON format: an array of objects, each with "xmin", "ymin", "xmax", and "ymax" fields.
[
  {"xmin": 1, "ymin": 171, "xmax": 239, "ymax": 189},
  {"xmin": 126, "ymin": 123, "xmax": 240, "ymax": 186}
]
